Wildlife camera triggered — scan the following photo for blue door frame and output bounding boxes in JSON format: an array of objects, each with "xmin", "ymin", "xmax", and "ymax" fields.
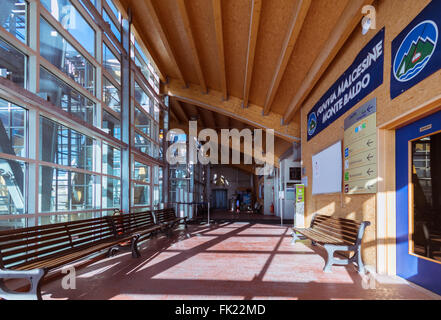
[{"xmin": 396, "ymin": 109, "xmax": 441, "ymax": 295}]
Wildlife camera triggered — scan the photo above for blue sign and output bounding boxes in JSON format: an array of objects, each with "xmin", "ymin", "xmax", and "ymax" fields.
[
  {"xmin": 391, "ymin": 0, "xmax": 441, "ymax": 99},
  {"xmin": 307, "ymin": 28, "xmax": 384, "ymax": 141}
]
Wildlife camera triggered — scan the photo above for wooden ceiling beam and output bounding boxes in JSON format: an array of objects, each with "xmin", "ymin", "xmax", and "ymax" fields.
[
  {"xmin": 242, "ymin": 0, "xmax": 262, "ymax": 108},
  {"xmin": 283, "ymin": 0, "xmax": 374, "ymax": 123},
  {"xmin": 165, "ymin": 78, "xmax": 300, "ymax": 142},
  {"xmin": 201, "ymin": 109, "xmax": 217, "ymax": 128},
  {"xmin": 170, "ymin": 109, "xmax": 179, "ymax": 122},
  {"xmin": 177, "ymin": 0, "xmax": 207, "ymax": 93},
  {"xmin": 263, "ymin": 0, "xmax": 311, "ymax": 115},
  {"xmin": 171, "ymin": 98, "xmax": 189, "ymax": 123},
  {"xmin": 212, "ymin": 0, "xmax": 228, "ymax": 100},
  {"xmin": 141, "ymin": 0, "xmax": 186, "ymax": 84}
]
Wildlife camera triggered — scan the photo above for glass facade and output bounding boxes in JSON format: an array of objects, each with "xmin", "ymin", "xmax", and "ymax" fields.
[
  {"xmin": 0, "ymin": 0, "xmax": 166, "ymax": 229},
  {"xmin": 41, "ymin": 0, "xmax": 96, "ymax": 57},
  {"xmin": 0, "ymin": 37, "xmax": 27, "ymax": 88},
  {"xmin": 103, "ymin": 43, "xmax": 120, "ymax": 84},
  {"xmin": 103, "ymin": 76, "xmax": 120, "ymax": 113},
  {"xmin": 40, "ymin": 17, "xmax": 95, "ymax": 94},
  {"xmin": 1, "ymin": 0, "xmax": 27, "ymax": 43},
  {"xmin": 39, "ymin": 67, "xmax": 95, "ymax": 124}
]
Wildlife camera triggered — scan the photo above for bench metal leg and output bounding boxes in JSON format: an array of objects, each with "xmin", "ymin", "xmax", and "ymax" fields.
[
  {"xmin": 349, "ymin": 249, "xmax": 366, "ymax": 274},
  {"xmin": 323, "ymin": 246, "xmax": 336, "ymax": 273},
  {"xmin": 291, "ymin": 231, "xmax": 299, "ymax": 244},
  {"xmin": 131, "ymin": 235, "xmax": 141, "ymax": 258},
  {"xmin": 107, "ymin": 245, "xmax": 122, "ymax": 257},
  {"xmin": 0, "ymin": 268, "xmax": 47, "ymax": 300}
]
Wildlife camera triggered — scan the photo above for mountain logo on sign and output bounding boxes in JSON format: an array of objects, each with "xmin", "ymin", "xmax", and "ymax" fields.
[
  {"xmin": 393, "ymin": 20, "xmax": 438, "ymax": 82},
  {"xmin": 308, "ymin": 112, "xmax": 317, "ymax": 136}
]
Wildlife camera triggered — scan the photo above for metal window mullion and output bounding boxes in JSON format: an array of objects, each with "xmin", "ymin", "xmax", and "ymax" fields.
[
  {"xmin": 134, "ymin": 127, "xmax": 157, "ymax": 145},
  {"xmin": 38, "ymin": 160, "xmax": 99, "ymax": 177},
  {"xmin": 79, "ymin": 0, "xmax": 125, "ymax": 54},
  {"xmin": 133, "ymin": 70, "xmax": 165, "ymax": 110},
  {"xmin": 102, "ymin": 68, "xmax": 121, "ymax": 89},
  {"xmin": 120, "ymin": 14, "xmax": 131, "ymax": 213},
  {"xmin": 0, "ymin": 81, "xmax": 126, "ymax": 149},
  {"xmin": 102, "ymin": 1, "xmax": 121, "ymax": 31},
  {"xmin": 0, "ymin": 26, "xmax": 37, "ymax": 57},
  {"xmin": 134, "ymin": 100, "xmax": 156, "ymax": 122},
  {"xmin": 103, "ymin": 30, "xmax": 122, "ymax": 61},
  {"xmin": 102, "ymin": 107, "xmax": 121, "ymax": 125}
]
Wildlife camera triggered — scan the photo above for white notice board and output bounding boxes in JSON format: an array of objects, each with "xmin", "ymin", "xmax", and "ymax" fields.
[{"xmin": 312, "ymin": 141, "xmax": 342, "ymax": 195}]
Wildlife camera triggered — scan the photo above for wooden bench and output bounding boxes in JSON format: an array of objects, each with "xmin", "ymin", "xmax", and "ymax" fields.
[
  {"xmin": 105, "ymin": 210, "xmax": 162, "ymax": 257},
  {"xmin": 292, "ymin": 214, "xmax": 370, "ymax": 273},
  {"xmin": 153, "ymin": 208, "xmax": 188, "ymax": 236},
  {"xmin": 0, "ymin": 211, "xmax": 160, "ymax": 300}
]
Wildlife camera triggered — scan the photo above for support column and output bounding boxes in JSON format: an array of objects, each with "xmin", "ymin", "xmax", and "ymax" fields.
[{"xmin": 121, "ymin": 13, "xmax": 132, "ymax": 213}]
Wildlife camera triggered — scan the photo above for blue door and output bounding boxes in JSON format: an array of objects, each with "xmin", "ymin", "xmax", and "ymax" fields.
[{"xmin": 396, "ymin": 109, "xmax": 441, "ymax": 295}]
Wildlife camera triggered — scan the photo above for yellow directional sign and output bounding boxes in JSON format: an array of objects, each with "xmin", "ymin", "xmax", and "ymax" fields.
[
  {"xmin": 343, "ymin": 98, "xmax": 377, "ymax": 195},
  {"xmin": 344, "ymin": 149, "xmax": 377, "ymax": 170},
  {"xmin": 344, "ymin": 164, "xmax": 377, "ymax": 182},
  {"xmin": 345, "ymin": 133, "xmax": 377, "ymax": 159},
  {"xmin": 344, "ymin": 178, "xmax": 377, "ymax": 194}
]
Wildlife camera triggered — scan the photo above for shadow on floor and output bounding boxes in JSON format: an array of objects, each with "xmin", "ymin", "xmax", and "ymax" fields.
[{"xmin": 42, "ymin": 222, "xmax": 440, "ymax": 300}]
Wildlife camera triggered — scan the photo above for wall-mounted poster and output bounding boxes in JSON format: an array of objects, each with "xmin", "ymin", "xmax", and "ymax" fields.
[
  {"xmin": 307, "ymin": 28, "xmax": 384, "ymax": 141},
  {"xmin": 391, "ymin": 0, "xmax": 441, "ymax": 99}
]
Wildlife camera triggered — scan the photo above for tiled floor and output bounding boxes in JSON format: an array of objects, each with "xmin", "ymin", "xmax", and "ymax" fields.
[{"xmin": 42, "ymin": 222, "xmax": 441, "ymax": 300}]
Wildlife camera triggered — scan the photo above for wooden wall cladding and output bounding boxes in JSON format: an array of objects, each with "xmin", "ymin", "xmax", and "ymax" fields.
[{"xmin": 300, "ymin": 0, "xmax": 439, "ymax": 268}]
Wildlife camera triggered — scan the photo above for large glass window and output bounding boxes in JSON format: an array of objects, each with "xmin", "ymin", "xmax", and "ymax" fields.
[
  {"xmin": 39, "ymin": 67, "xmax": 95, "ymax": 125},
  {"xmin": 134, "ymin": 107, "xmax": 151, "ymax": 136},
  {"xmin": 103, "ymin": 77, "xmax": 120, "ymax": 113},
  {"xmin": 0, "ymin": 0, "xmax": 27, "ymax": 43},
  {"xmin": 102, "ymin": 176, "xmax": 120, "ymax": 208},
  {"xmin": 102, "ymin": 8, "xmax": 120, "ymax": 43},
  {"xmin": 102, "ymin": 110, "xmax": 120, "ymax": 140},
  {"xmin": 39, "ymin": 117, "xmax": 94, "ymax": 171},
  {"xmin": 106, "ymin": 0, "xmax": 121, "ymax": 22},
  {"xmin": 39, "ymin": 212, "xmax": 96, "ymax": 224},
  {"xmin": 0, "ymin": 98, "xmax": 26, "ymax": 157},
  {"xmin": 102, "ymin": 143, "xmax": 120, "ymax": 177},
  {"xmin": 40, "ymin": 17, "xmax": 95, "ymax": 94},
  {"xmin": 41, "ymin": 0, "xmax": 95, "ymax": 57},
  {"xmin": 134, "ymin": 81, "xmax": 152, "ymax": 114},
  {"xmin": 0, "ymin": 158, "xmax": 26, "ymax": 215},
  {"xmin": 103, "ymin": 43, "xmax": 120, "ymax": 84},
  {"xmin": 134, "ymin": 132, "xmax": 151, "ymax": 156},
  {"xmin": 133, "ymin": 183, "xmax": 149, "ymax": 206},
  {"xmin": 39, "ymin": 166, "xmax": 95, "ymax": 212},
  {"xmin": 0, "ymin": 37, "xmax": 27, "ymax": 88},
  {"xmin": 134, "ymin": 161, "xmax": 150, "ymax": 183}
]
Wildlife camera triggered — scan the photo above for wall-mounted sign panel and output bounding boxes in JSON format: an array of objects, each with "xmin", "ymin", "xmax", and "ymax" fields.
[
  {"xmin": 344, "ymin": 133, "xmax": 377, "ymax": 159},
  {"xmin": 391, "ymin": 0, "xmax": 441, "ymax": 99},
  {"xmin": 307, "ymin": 28, "xmax": 384, "ymax": 141},
  {"xmin": 344, "ymin": 98, "xmax": 377, "ymax": 194}
]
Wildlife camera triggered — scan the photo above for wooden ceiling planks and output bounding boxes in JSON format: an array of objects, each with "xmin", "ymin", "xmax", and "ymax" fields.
[
  {"xmin": 176, "ymin": 0, "xmax": 207, "ymax": 93},
  {"xmin": 242, "ymin": 0, "xmax": 262, "ymax": 108},
  {"xmin": 119, "ymin": 0, "xmax": 366, "ymax": 128},
  {"xmin": 262, "ymin": 0, "xmax": 311, "ymax": 115},
  {"xmin": 283, "ymin": 0, "xmax": 374, "ymax": 123}
]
